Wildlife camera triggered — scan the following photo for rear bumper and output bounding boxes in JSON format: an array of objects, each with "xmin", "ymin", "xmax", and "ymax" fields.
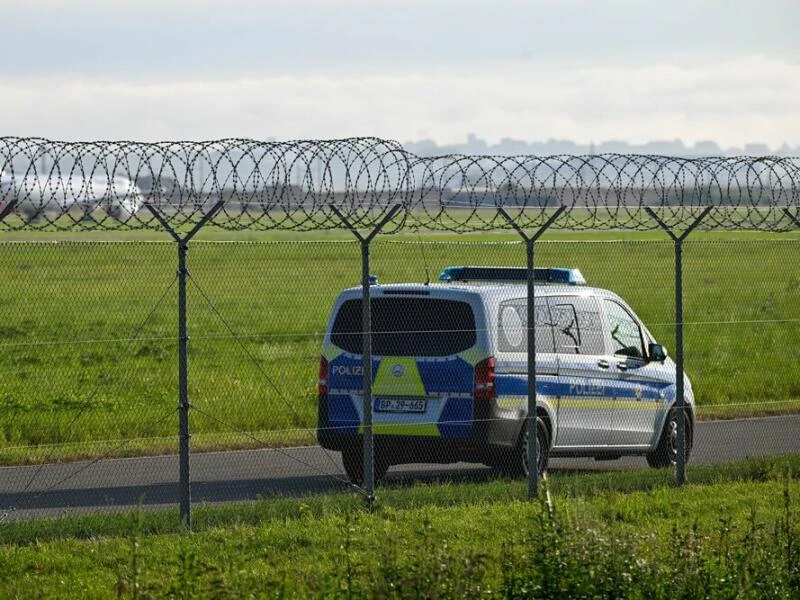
[
  {"xmin": 319, "ymin": 394, "xmax": 516, "ymax": 462},
  {"xmin": 317, "ymin": 393, "xmax": 526, "ymax": 465}
]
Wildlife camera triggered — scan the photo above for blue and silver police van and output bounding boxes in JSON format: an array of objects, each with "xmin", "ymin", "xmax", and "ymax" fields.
[{"xmin": 317, "ymin": 266, "xmax": 694, "ymax": 483}]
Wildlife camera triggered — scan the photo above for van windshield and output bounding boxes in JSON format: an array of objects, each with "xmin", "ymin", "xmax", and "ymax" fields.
[{"xmin": 331, "ymin": 298, "xmax": 477, "ymax": 357}]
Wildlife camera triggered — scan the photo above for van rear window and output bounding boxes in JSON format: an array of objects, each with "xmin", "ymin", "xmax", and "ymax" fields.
[{"xmin": 331, "ymin": 298, "xmax": 477, "ymax": 357}]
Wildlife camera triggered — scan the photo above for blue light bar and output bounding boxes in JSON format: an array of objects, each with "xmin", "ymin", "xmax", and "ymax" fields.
[{"xmin": 438, "ymin": 266, "xmax": 586, "ymax": 285}]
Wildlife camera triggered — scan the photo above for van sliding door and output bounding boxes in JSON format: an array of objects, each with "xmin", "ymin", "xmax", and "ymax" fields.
[{"xmin": 549, "ymin": 296, "xmax": 615, "ymax": 448}]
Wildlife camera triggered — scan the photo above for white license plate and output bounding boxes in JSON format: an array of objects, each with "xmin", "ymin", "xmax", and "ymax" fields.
[{"xmin": 374, "ymin": 398, "xmax": 427, "ymax": 413}]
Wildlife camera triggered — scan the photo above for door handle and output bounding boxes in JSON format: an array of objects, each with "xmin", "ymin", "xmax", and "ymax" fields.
[
  {"xmin": 597, "ymin": 359, "xmax": 610, "ymax": 369},
  {"xmin": 617, "ymin": 362, "xmax": 628, "ymax": 371}
]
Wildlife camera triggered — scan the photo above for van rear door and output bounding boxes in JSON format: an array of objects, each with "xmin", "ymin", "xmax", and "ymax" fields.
[{"xmin": 325, "ymin": 292, "xmax": 484, "ymax": 439}]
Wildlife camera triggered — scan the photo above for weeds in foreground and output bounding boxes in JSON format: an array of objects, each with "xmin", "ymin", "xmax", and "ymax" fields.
[
  {"xmin": 116, "ymin": 506, "xmax": 143, "ymax": 599},
  {"xmin": 361, "ymin": 480, "xmax": 798, "ymax": 600},
  {"xmin": 4, "ymin": 473, "xmax": 799, "ymax": 598}
]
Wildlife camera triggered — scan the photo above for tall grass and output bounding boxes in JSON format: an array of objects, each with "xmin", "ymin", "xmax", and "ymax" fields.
[{"xmin": 0, "ymin": 233, "xmax": 798, "ymax": 462}]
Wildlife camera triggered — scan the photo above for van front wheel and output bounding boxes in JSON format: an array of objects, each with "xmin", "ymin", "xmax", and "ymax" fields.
[{"xmin": 647, "ymin": 408, "xmax": 693, "ymax": 468}]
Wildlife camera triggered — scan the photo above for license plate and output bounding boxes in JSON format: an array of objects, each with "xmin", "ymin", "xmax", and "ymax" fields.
[{"xmin": 374, "ymin": 398, "xmax": 427, "ymax": 413}]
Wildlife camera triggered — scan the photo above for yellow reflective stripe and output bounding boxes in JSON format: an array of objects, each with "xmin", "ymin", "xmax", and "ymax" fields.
[
  {"xmin": 373, "ymin": 357, "xmax": 426, "ymax": 396},
  {"xmin": 608, "ymin": 400, "xmax": 666, "ymax": 411},
  {"xmin": 496, "ymin": 395, "xmax": 556, "ymax": 412},
  {"xmin": 457, "ymin": 347, "xmax": 488, "ymax": 367},
  {"xmin": 497, "ymin": 396, "xmax": 526, "ymax": 410},
  {"xmin": 558, "ymin": 398, "xmax": 665, "ymax": 411},
  {"xmin": 322, "ymin": 342, "xmax": 343, "ymax": 362},
  {"xmin": 360, "ymin": 423, "xmax": 441, "ymax": 436}
]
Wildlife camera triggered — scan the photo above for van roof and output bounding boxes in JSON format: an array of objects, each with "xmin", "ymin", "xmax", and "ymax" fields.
[{"xmin": 337, "ymin": 281, "xmax": 612, "ymax": 299}]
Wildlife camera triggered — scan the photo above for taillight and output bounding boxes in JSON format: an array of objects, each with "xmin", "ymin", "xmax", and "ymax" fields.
[
  {"xmin": 474, "ymin": 356, "xmax": 496, "ymax": 400},
  {"xmin": 318, "ymin": 356, "xmax": 329, "ymax": 395}
]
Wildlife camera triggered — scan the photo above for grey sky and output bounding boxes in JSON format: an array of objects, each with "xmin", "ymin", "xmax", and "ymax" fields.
[{"xmin": 1, "ymin": 0, "xmax": 798, "ymax": 148}]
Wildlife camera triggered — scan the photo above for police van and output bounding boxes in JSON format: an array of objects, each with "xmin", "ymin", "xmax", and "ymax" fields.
[{"xmin": 316, "ymin": 266, "xmax": 694, "ymax": 484}]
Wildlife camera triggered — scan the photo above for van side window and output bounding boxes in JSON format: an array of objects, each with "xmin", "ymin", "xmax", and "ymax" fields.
[
  {"xmin": 604, "ymin": 300, "xmax": 645, "ymax": 359},
  {"xmin": 548, "ymin": 296, "xmax": 605, "ymax": 355},
  {"xmin": 497, "ymin": 298, "xmax": 555, "ymax": 353}
]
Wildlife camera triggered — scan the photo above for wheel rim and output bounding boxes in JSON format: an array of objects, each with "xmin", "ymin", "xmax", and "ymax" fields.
[
  {"xmin": 667, "ymin": 417, "xmax": 678, "ymax": 461},
  {"xmin": 536, "ymin": 424, "xmax": 547, "ymax": 474},
  {"xmin": 521, "ymin": 427, "xmax": 530, "ymax": 476},
  {"xmin": 521, "ymin": 422, "xmax": 546, "ymax": 476}
]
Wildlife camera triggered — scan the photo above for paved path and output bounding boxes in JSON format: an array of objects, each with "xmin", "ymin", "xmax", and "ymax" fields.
[{"xmin": 2, "ymin": 415, "xmax": 799, "ymax": 521}]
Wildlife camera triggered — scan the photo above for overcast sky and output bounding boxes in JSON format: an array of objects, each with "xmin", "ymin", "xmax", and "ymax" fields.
[{"xmin": 1, "ymin": 0, "xmax": 798, "ymax": 149}]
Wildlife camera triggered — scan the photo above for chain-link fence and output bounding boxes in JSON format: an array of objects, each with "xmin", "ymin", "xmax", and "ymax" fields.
[
  {"xmin": 1, "ymin": 234, "xmax": 798, "ymax": 523},
  {"xmin": 2, "ymin": 137, "xmax": 799, "ymax": 526}
]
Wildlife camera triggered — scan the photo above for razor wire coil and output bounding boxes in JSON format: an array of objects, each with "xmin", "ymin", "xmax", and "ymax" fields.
[{"xmin": 1, "ymin": 136, "xmax": 799, "ymax": 232}]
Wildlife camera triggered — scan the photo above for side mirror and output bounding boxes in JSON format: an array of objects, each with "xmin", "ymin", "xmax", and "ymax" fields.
[{"xmin": 648, "ymin": 343, "xmax": 668, "ymax": 362}]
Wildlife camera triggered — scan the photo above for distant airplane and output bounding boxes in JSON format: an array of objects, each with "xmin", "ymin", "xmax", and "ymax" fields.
[{"xmin": 0, "ymin": 170, "xmax": 142, "ymax": 223}]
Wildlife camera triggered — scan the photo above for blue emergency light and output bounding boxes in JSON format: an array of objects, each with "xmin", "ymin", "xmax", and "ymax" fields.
[{"xmin": 438, "ymin": 266, "xmax": 586, "ymax": 285}]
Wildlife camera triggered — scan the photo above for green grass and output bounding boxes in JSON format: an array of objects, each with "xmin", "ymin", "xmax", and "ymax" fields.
[
  {"xmin": 1, "ymin": 456, "xmax": 798, "ymax": 598},
  {"xmin": 0, "ymin": 230, "xmax": 798, "ymax": 464}
]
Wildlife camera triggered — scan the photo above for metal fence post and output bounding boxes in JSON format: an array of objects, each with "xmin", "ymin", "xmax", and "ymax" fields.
[
  {"xmin": 0, "ymin": 198, "xmax": 18, "ymax": 224},
  {"xmin": 176, "ymin": 238, "xmax": 190, "ymax": 526},
  {"xmin": 784, "ymin": 208, "xmax": 800, "ymax": 229},
  {"xmin": 144, "ymin": 201, "xmax": 224, "ymax": 528},
  {"xmin": 645, "ymin": 206, "xmax": 712, "ymax": 486},
  {"xmin": 329, "ymin": 205, "xmax": 402, "ymax": 508},
  {"xmin": 497, "ymin": 206, "xmax": 565, "ymax": 498}
]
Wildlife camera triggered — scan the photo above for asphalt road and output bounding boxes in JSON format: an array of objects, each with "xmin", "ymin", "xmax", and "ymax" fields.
[{"xmin": 2, "ymin": 414, "xmax": 799, "ymax": 522}]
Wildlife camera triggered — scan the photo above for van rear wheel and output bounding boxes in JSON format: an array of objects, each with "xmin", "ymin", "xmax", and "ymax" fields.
[
  {"xmin": 341, "ymin": 445, "xmax": 389, "ymax": 486},
  {"xmin": 500, "ymin": 417, "xmax": 550, "ymax": 478}
]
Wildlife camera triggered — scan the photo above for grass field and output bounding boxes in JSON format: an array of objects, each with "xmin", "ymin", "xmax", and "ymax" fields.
[
  {"xmin": 0, "ymin": 228, "xmax": 798, "ymax": 464},
  {"xmin": 1, "ymin": 455, "xmax": 798, "ymax": 597}
]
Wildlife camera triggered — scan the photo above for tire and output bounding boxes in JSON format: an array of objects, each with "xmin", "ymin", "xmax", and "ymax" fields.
[
  {"xmin": 341, "ymin": 445, "xmax": 389, "ymax": 486},
  {"xmin": 647, "ymin": 408, "xmax": 693, "ymax": 468},
  {"xmin": 500, "ymin": 416, "xmax": 550, "ymax": 478}
]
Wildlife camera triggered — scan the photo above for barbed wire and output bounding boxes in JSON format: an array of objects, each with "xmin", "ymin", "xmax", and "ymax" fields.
[{"xmin": 1, "ymin": 136, "xmax": 798, "ymax": 232}]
